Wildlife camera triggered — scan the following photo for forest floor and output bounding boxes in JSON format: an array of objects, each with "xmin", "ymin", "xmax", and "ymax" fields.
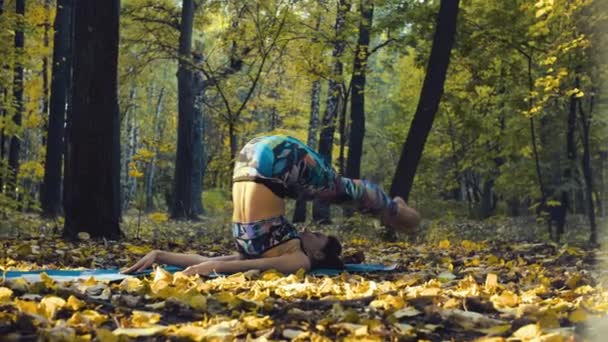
[{"xmin": 0, "ymin": 213, "xmax": 607, "ymax": 341}]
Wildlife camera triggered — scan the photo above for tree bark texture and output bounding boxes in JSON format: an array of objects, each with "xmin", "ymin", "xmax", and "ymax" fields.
[
  {"xmin": 389, "ymin": 0, "xmax": 460, "ymax": 201},
  {"xmin": 578, "ymin": 94, "xmax": 597, "ymax": 245},
  {"xmin": 346, "ymin": 0, "xmax": 373, "ymax": 182},
  {"xmin": 313, "ymin": 0, "xmax": 351, "ymax": 223},
  {"xmin": 41, "ymin": 0, "xmax": 72, "ymax": 218},
  {"xmin": 9, "ymin": 0, "xmax": 26, "ymax": 198},
  {"xmin": 0, "ymin": 0, "xmax": 5, "ymax": 187},
  {"xmin": 550, "ymin": 78, "xmax": 580, "ymax": 242},
  {"xmin": 63, "ymin": 0, "xmax": 121, "ymax": 239},
  {"xmin": 171, "ymin": 0, "xmax": 197, "ymax": 219}
]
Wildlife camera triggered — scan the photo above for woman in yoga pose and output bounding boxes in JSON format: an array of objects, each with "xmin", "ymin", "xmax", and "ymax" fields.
[{"xmin": 124, "ymin": 135, "xmax": 420, "ymax": 276}]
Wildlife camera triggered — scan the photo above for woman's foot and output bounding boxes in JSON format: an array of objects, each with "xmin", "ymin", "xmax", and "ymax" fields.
[{"xmin": 380, "ymin": 197, "xmax": 421, "ymax": 234}]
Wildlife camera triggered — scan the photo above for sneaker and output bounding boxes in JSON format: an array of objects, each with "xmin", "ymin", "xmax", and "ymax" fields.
[{"xmin": 380, "ymin": 197, "xmax": 421, "ymax": 234}]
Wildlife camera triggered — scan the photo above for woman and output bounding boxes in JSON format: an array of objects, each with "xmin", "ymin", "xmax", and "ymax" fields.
[{"xmin": 123, "ymin": 135, "xmax": 420, "ymax": 276}]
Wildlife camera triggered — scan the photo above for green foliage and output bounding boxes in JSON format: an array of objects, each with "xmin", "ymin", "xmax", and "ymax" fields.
[
  {"xmin": 202, "ymin": 189, "xmax": 232, "ymax": 215},
  {"xmin": 0, "ymin": 0, "xmax": 605, "ymax": 231}
]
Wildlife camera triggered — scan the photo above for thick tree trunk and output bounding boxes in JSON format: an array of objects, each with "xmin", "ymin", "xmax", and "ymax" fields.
[
  {"xmin": 579, "ymin": 94, "xmax": 597, "ymax": 245},
  {"xmin": 63, "ymin": 0, "xmax": 121, "ymax": 239},
  {"xmin": 41, "ymin": 0, "xmax": 71, "ymax": 218},
  {"xmin": 0, "ymin": 88, "xmax": 5, "ymax": 191},
  {"xmin": 172, "ymin": 0, "xmax": 197, "ymax": 219},
  {"xmin": 346, "ymin": 0, "xmax": 373, "ymax": 183},
  {"xmin": 145, "ymin": 87, "xmax": 164, "ymax": 212},
  {"xmin": 313, "ymin": 0, "xmax": 351, "ymax": 223},
  {"xmin": 9, "ymin": 0, "xmax": 26, "ymax": 199},
  {"xmin": 293, "ymin": 79, "xmax": 322, "ymax": 223},
  {"xmin": 389, "ymin": 0, "xmax": 460, "ymax": 201}
]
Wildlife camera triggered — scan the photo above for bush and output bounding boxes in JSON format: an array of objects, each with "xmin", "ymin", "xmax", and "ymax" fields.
[{"xmin": 202, "ymin": 188, "xmax": 232, "ymax": 215}]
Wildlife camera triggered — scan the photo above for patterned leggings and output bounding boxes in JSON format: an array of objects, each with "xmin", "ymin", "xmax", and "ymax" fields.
[{"xmin": 233, "ymin": 135, "xmax": 396, "ymax": 216}]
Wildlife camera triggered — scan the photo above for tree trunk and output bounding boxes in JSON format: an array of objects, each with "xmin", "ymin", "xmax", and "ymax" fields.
[
  {"xmin": 0, "ymin": 97, "xmax": 5, "ymax": 192},
  {"xmin": 599, "ymin": 151, "xmax": 607, "ymax": 217},
  {"xmin": 346, "ymin": 0, "xmax": 373, "ymax": 184},
  {"xmin": 579, "ymin": 93, "xmax": 597, "ymax": 245},
  {"xmin": 172, "ymin": 0, "xmax": 197, "ymax": 219},
  {"xmin": 553, "ymin": 77, "xmax": 580, "ymax": 242},
  {"xmin": 389, "ymin": 0, "xmax": 460, "ymax": 201},
  {"xmin": 41, "ymin": 0, "xmax": 72, "ymax": 218},
  {"xmin": 145, "ymin": 87, "xmax": 164, "ymax": 212},
  {"xmin": 337, "ymin": 88, "xmax": 348, "ymax": 175},
  {"xmin": 0, "ymin": 0, "xmax": 5, "ymax": 191},
  {"xmin": 63, "ymin": 0, "xmax": 121, "ymax": 239},
  {"xmin": 121, "ymin": 86, "xmax": 137, "ymax": 211},
  {"xmin": 313, "ymin": 0, "xmax": 351, "ymax": 223},
  {"xmin": 228, "ymin": 121, "xmax": 237, "ymax": 173},
  {"xmin": 9, "ymin": 0, "xmax": 26, "ymax": 199},
  {"xmin": 480, "ymin": 179, "xmax": 495, "ymax": 218}
]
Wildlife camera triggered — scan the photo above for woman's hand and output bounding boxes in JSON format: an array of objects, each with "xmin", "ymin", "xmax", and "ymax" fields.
[
  {"xmin": 122, "ymin": 250, "xmax": 160, "ymax": 274},
  {"xmin": 182, "ymin": 261, "xmax": 219, "ymax": 277}
]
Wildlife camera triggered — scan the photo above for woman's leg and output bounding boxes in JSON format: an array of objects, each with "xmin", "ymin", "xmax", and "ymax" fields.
[
  {"xmin": 284, "ymin": 137, "xmax": 395, "ymax": 215},
  {"xmin": 309, "ymin": 172, "xmax": 420, "ymax": 232},
  {"xmin": 330, "ymin": 177, "xmax": 397, "ymax": 215}
]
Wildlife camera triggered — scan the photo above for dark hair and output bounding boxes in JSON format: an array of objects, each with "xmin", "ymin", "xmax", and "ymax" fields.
[{"xmin": 312, "ymin": 235, "xmax": 344, "ymax": 269}]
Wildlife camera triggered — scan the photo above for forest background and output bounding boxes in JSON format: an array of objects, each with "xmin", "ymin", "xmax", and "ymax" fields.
[
  {"xmin": 1, "ymin": 0, "xmax": 608, "ymax": 340},
  {"xmin": 0, "ymin": 0, "xmax": 606, "ymax": 246}
]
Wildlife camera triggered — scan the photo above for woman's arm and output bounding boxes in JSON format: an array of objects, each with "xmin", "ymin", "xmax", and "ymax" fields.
[
  {"xmin": 158, "ymin": 251, "xmax": 244, "ymax": 265},
  {"xmin": 122, "ymin": 250, "xmax": 243, "ymax": 274},
  {"xmin": 155, "ymin": 251, "xmax": 207, "ymax": 267},
  {"xmin": 182, "ymin": 251, "xmax": 311, "ymax": 276}
]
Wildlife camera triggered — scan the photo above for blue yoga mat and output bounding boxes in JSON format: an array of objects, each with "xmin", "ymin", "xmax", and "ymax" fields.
[{"xmin": 3, "ymin": 264, "xmax": 397, "ymax": 282}]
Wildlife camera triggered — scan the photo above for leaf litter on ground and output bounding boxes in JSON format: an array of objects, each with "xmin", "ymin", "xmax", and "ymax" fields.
[{"xmin": 0, "ymin": 222, "xmax": 607, "ymax": 341}]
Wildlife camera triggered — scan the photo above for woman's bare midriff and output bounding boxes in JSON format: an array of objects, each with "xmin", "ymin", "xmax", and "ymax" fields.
[{"xmin": 232, "ymin": 181, "xmax": 285, "ymax": 223}]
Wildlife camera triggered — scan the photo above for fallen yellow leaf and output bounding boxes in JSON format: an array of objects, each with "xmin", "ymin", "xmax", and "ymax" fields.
[
  {"xmin": 512, "ymin": 323, "xmax": 540, "ymax": 339},
  {"xmin": 171, "ymin": 325, "xmax": 207, "ymax": 341},
  {"xmin": 485, "ymin": 273, "xmax": 498, "ymax": 293},
  {"xmin": 119, "ymin": 277, "xmax": 145, "ymax": 294},
  {"xmin": 66, "ymin": 295, "xmax": 85, "ymax": 311},
  {"xmin": 40, "ymin": 295, "xmax": 66, "ymax": 319},
  {"xmin": 15, "ymin": 298, "xmax": 41, "ymax": 316},
  {"xmin": 131, "ymin": 310, "xmax": 161, "ymax": 327},
  {"xmin": 568, "ymin": 308, "xmax": 588, "ymax": 323},
  {"xmin": 67, "ymin": 310, "xmax": 108, "ymax": 328},
  {"xmin": 0, "ymin": 287, "xmax": 13, "ymax": 301},
  {"xmin": 112, "ymin": 325, "xmax": 166, "ymax": 337},
  {"xmin": 438, "ymin": 240, "xmax": 451, "ymax": 249},
  {"xmin": 492, "ymin": 290, "xmax": 519, "ymax": 308}
]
